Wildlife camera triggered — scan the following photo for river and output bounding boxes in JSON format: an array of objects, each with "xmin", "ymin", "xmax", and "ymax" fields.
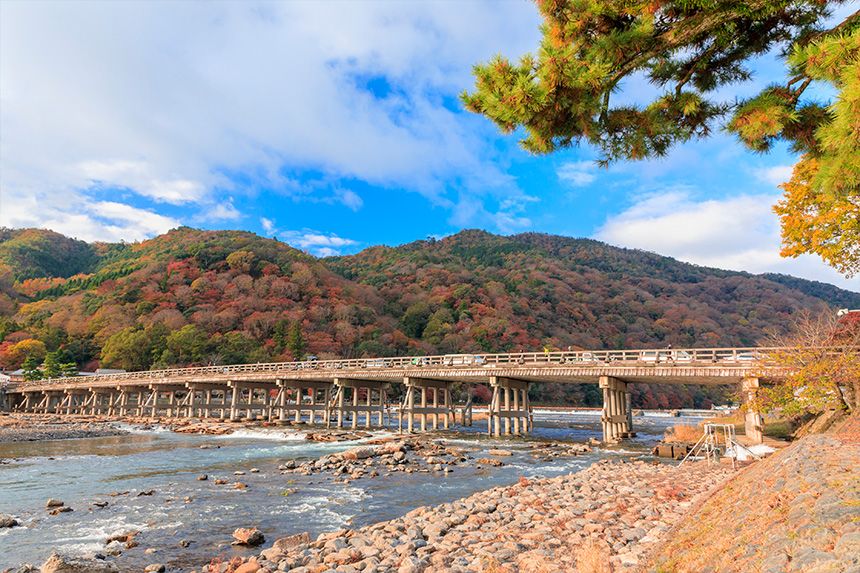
[{"xmin": 0, "ymin": 410, "xmax": 688, "ymax": 571}]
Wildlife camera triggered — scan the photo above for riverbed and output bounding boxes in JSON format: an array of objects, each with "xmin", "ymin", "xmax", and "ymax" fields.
[{"xmin": 0, "ymin": 411, "xmax": 686, "ymax": 571}]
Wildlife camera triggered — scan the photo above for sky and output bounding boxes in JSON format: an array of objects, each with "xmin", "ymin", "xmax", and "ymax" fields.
[{"xmin": 1, "ymin": 1, "xmax": 858, "ymax": 293}]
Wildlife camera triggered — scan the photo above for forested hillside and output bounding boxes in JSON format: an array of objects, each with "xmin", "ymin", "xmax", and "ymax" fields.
[{"xmin": 2, "ymin": 226, "xmax": 857, "ymax": 409}]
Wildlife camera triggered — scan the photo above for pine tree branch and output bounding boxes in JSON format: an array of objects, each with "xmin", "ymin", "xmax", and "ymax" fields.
[{"xmin": 607, "ymin": 0, "xmax": 775, "ymax": 87}]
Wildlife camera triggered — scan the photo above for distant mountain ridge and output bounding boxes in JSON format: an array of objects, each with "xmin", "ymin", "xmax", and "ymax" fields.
[
  {"xmin": 0, "ymin": 225, "xmax": 857, "ymax": 366},
  {"xmin": 2, "ymin": 226, "xmax": 856, "ymax": 408}
]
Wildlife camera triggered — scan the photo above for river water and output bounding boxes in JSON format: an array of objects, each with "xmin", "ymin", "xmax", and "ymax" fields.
[{"xmin": 0, "ymin": 411, "xmax": 687, "ymax": 571}]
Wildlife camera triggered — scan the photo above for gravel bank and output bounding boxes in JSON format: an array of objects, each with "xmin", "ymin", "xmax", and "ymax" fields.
[
  {"xmin": 0, "ymin": 413, "xmax": 128, "ymax": 443},
  {"xmin": 202, "ymin": 458, "xmax": 736, "ymax": 573}
]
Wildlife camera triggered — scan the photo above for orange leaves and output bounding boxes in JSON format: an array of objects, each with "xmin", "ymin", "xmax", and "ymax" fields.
[{"xmin": 775, "ymin": 156, "xmax": 860, "ymax": 277}]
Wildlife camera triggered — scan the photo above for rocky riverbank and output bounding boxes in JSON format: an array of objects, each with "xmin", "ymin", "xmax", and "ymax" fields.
[
  {"xmin": 195, "ymin": 457, "xmax": 737, "ymax": 573},
  {"xmin": 646, "ymin": 429, "xmax": 860, "ymax": 573},
  {"xmin": 0, "ymin": 413, "xmax": 128, "ymax": 443}
]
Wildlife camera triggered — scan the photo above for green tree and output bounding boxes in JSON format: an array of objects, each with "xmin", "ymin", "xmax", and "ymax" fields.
[
  {"xmin": 273, "ymin": 318, "xmax": 290, "ymax": 351},
  {"xmin": 287, "ymin": 322, "xmax": 306, "ymax": 360},
  {"xmin": 162, "ymin": 324, "xmax": 211, "ymax": 366},
  {"xmin": 401, "ymin": 301, "xmax": 431, "ymax": 339},
  {"xmin": 463, "ymin": 0, "xmax": 860, "ymax": 274},
  {"xmin": 22, "ymin": 354, "xmax": 43, "ymax": 381},
  {"xmin": 101, "ymin": 327, "xmax": 156, "ymax": 371},
  {"xmin": 60, "ymin": 362, "xmax": 79, "ymax": 377},
  {"xmin": 43, "ymin": 351, "xmax": 63, "ymax": 378}
]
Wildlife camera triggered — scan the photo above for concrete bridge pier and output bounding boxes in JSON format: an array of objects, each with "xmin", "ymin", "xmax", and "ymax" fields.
[
  {"xmin": 90, "ymin": 389, "xmax": 115, "ymax": 415},
  {"xmin": 488, "ymin": 377, "xmax": 532, "ymax": 437},
  {"xmin": 116, "ymin": 387, "xmax": 148, "ymax": 416},
  {"xmin": 275, "ymin": 380, "xmax": 332, "ymax": 424},
  {"xmin": 62, "ymin": 389, "xmax": 92, "ymax": 415},
  {"xmin": 227, "ymin": 381, "xmax": 279, "ymax": 421},
  {"xmin": 400, "ymin": 377, "xmax": 454, "ymax": 433},
  {"xmin": 742, "ymin": 377, "xmax": 764, "ymax": 445},
  {"xmin": 145, "ymin": 386, "xmax": 186, "ymax": 417},
  {"xmin": 600, "ymin": 376, "xmax": 633, "ymax": 442},
  {"xmin": 182, "ymin": 383, "xmax": 228, "ymax": 418},
  {"xmin": 329, "ymin": 379, "xmax": 389, "ymax": 429}
]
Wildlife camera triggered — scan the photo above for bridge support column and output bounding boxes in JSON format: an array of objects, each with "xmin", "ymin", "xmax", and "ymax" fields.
[
  {"xmin": 227, "ymin": 382, "xmax": 279, "ymax": 421},
  {"xmin": 328, "ymin": 379, "xmax": 389, "ymax": 429},
  {"xmin": 742, "ymin": 377, "xmax": 763, "ymax": 445},
  {"xmin": 400, "ymin": 378, "xmax": 454, "ymax": 433},
  {"xmin": 600, "ymin": 376, "xmax": 634, "ymax": 442},
  {"xmin": 487, "ymin": 377, "xmax": 531, "ymax": 437}
]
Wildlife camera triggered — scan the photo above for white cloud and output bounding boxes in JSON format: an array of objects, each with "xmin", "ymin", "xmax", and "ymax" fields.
[
  {"xmin": 594, "ymin": 189, "xmax": 859, "ymax": 292},
  {"xmin": 0, "ymin": 189, "xmax": 179, "ymax": 242},
  {"xmin": 0, "ymin": 1, "xmax": 542, "ymax": 239},
  {"xmin": 557, "ymin": 161, "xmax": 597, "ymax": 187},
  {"xmin": 280, "ymin": 229, "xmax": 361, "ymax": 257},
  {"xmin": 754, "ymin": 164, "xmax": 794, "ymax": 187},
  {"xmin": 199, "ymin": 199, "xmax": 242, "ymax": 222},
  {"xmin": 78, "ymin": 160, "xmax": 208, "ymax": 204},
  {"xmin": 334, "ymin": 189, "xmax": 363, "ymax": 212},
  {"xmin": 260, "ymin": 217, "xmax": 275, "ymax": 234}
]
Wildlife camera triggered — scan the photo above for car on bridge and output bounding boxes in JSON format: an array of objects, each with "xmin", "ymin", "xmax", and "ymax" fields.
[
  {"xmin": 720, "ymin": 352, "xmax": 761, "ymax": 363},
  {"xmin": 444, "ymin": 354, "xmax": 485, "ymax": 366},
  {"xmin": 640, "ymin": 350, "xmax": 693, "ymax": 363},
  {"xmin": 564, "ymin": 352, "xmax": 604, "ymax": 363}
]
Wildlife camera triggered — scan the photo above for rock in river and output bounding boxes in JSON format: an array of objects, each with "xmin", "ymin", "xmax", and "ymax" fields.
[
  {"xmin": 232, "ymin": 526, "xmax": 265, "ymax": 546},
  {"xmin": 40, "ymin": 553, "xmax": 119, "ymax": 573}
]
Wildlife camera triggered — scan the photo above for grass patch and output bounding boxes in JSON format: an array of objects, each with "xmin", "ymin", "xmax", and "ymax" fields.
[{"xmin": 663, "ymin": 423, "xmax": 703, "ymax": 443}]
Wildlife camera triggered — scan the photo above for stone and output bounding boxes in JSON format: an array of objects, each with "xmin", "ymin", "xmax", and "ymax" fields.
[
  {"xmin": 487, "ymin": 449, "xmax": 513, "ymax": 457},
  {"xmin": 40, "ymin": 553, "xmax": 119, "ymax": 573},
  {"xmin": 197, "ymin": 474, "xmax": 208, "ymax": 481},
  {"xmin": 273, "ymin": 532, "xmax": 312, "ymax": 551},
  {"xmin": 46, "ymin": 499, "xmax": 64, "ymax": 509},
  {"xmin": 49, "ymin": 507, "xmax": 73, "ymax": 515},
  {"xmin": 233, "ymin": 527, "xmax": 265, "ymax": 546},
  {"xmin": 834, "ymin": 532, "xmax": 860, "ymax": 558},
  {"xmin": 0, "ymin": 515, "xmax": 18, "ymax": 528},
  {"xmin": 233, "ymin": 563, "xmax": 260, "ymax": 573},
  {"xmin": 143, "ymin": 566, "xmax": 165, "ymax": 573}
]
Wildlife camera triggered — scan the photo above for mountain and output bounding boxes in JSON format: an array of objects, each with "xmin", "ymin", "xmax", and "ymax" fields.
[{"xmin": 1, "ymin": 226, "xmax": 857, "ymax": 409}]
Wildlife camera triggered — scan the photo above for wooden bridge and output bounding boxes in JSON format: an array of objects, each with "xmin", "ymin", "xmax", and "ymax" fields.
[{"xmin": 0, "ymin": 347, "xmax": 772, "ymax": 443}]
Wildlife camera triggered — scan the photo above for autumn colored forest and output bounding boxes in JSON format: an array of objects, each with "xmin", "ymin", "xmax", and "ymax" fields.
[{"xmin": 2, "ymin": 227, "xmax": 858, "ymax": 409}]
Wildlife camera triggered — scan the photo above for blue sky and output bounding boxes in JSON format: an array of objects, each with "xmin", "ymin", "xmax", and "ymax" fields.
[{"xmin": 1, "ymin": 1, "xmax": 857, "ymax": 292}]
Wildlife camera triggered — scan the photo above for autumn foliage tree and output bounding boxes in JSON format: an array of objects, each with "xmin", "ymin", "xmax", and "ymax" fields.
[
  {"xmin": 462, "ymin": 0, "xmax": 860, "ymax": 274},
  {"xmin": 758, "ymin": 309, "xmax": 860, "ymax": 415}
]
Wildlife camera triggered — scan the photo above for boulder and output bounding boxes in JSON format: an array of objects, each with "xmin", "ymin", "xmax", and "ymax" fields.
[
  {"xmin": 487, "ymin": 449, "xmax": 513, "ymax": 457},
  {"xmin": 342, "ymin": 446, "xmax": 376, "ymax": 460},
  {"xmin": 232, "ymin": 527, "xmax": 265, "ymax": 546},
  {"xmin": 0, "ymin": 515, "xmax": 18, "ymax": 528},
  {"xmin": 46, "ymin": 499, "xmax": 64, "ymax": 509},
  {"xmin": 273, "ymin": 532, "xmax": 312, "ymax": 551},
  {"xmin": 40, "ymin": 554, "xmax": 119, "ymax": 573}
]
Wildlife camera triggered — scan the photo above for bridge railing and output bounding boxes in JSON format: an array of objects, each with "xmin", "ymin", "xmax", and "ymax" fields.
[{"xmin": 6, "ymin": 346, "xmax": 775, "ymax": 390}]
